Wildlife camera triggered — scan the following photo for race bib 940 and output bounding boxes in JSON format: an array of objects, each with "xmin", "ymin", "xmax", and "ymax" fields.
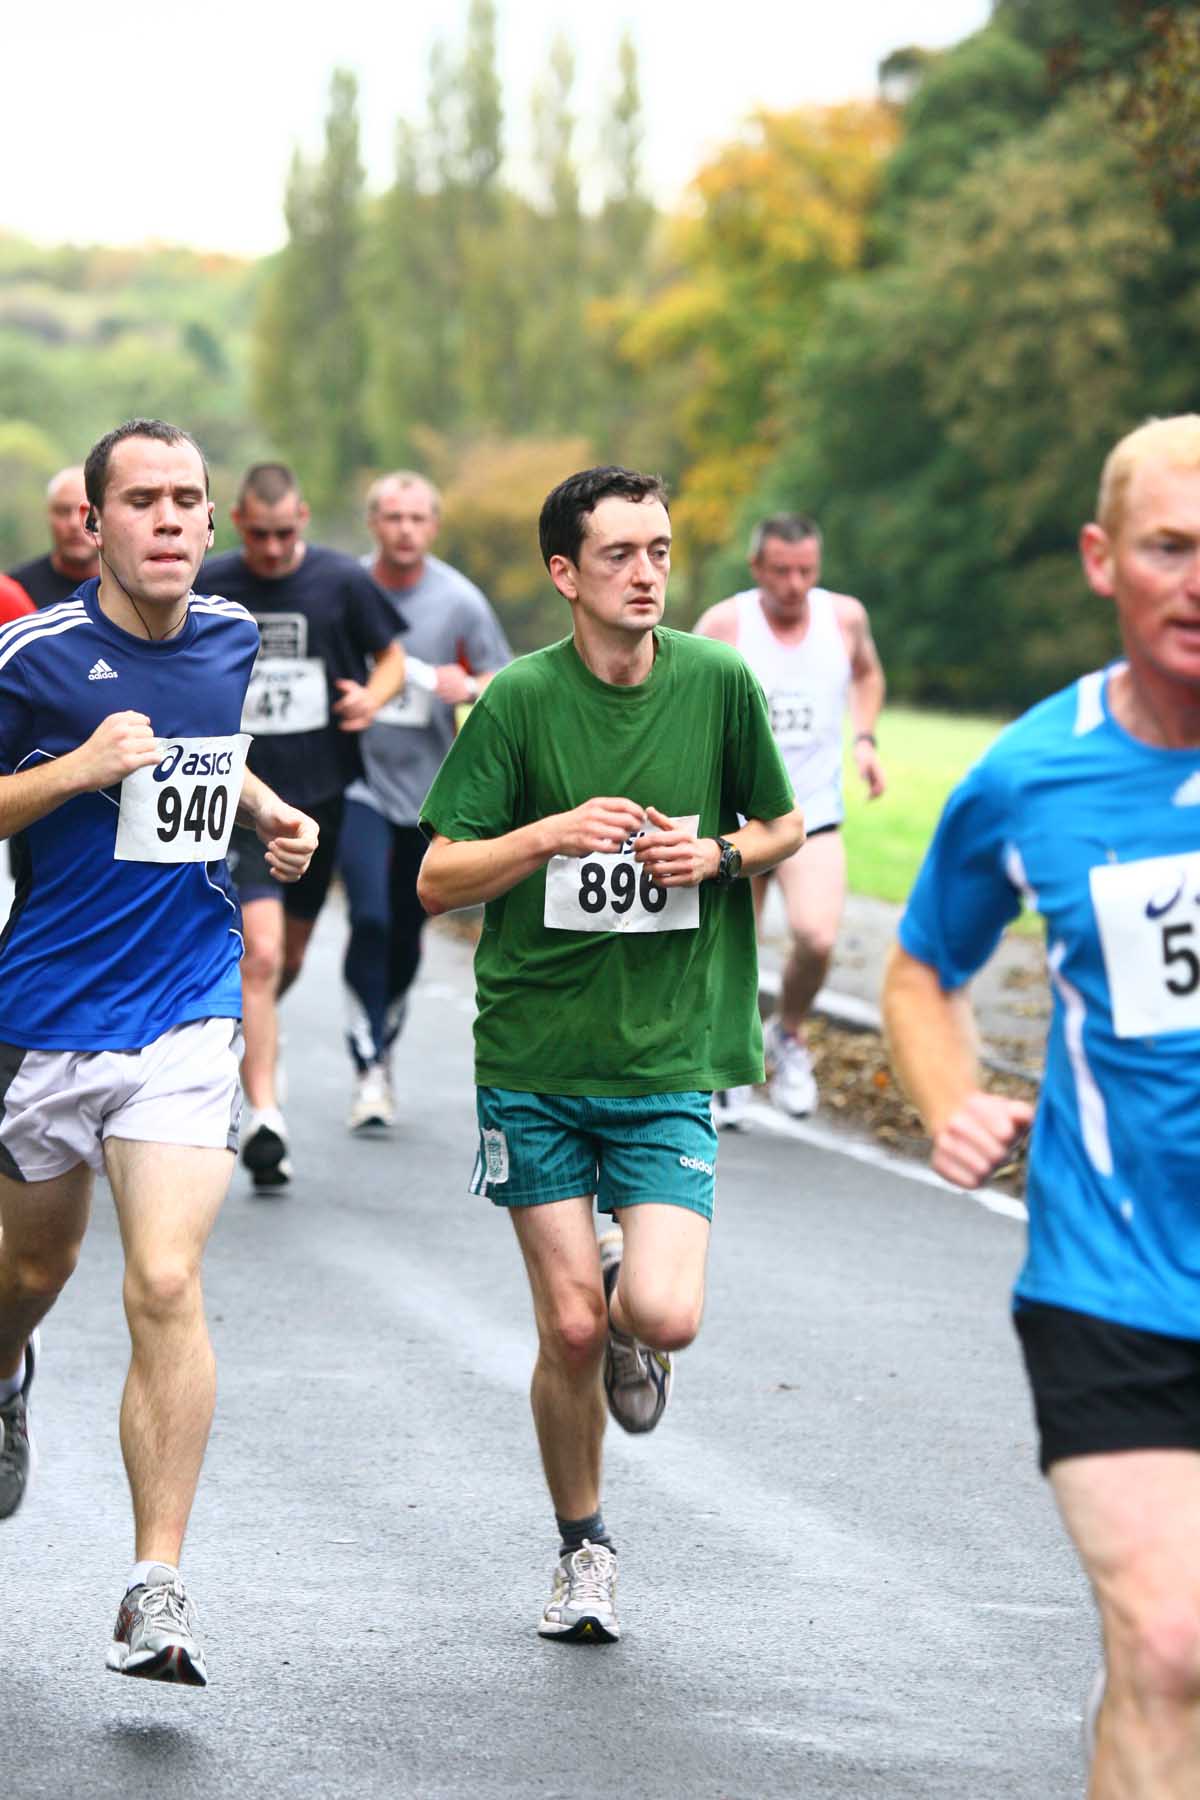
[
  {"xmin": 544, "ymin": 814, "xmax": 701, "ymax": 935},
  {"xmin": 1091, "ymin": 850, "xmax": 1200, "ymax": 1038},
  {"xmin": 115, "ymin": 734, "xmax": 251, "ymax": 864}
]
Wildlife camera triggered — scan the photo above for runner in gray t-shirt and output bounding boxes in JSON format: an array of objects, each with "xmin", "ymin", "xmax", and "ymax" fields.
[{"xmin": 340, "ymin": 471, "xmax": 512, "ymax": 1130}]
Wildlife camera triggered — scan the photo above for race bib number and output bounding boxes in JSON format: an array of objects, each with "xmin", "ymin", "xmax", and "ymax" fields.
[
  {"xmin": 374, "ymin": 683, "xmax": 435, "ymax": 729},
  {"xmin": 768, "ymin": 688, "xmax": 815, "ymax": 746},
  {"xmin": 115, "ymin": 734, "xmax": 251, "ymax": 864},
  {"xmin": 544, "ymin": 814, "xmax": 701, "ymax": 935},
  {"xmin": 1091, "ymin": 850, "xmax": 1200, "ymax": 1038},
  {"xmin": 241, "ymin": 658, "xmax": 328, "ymax": 735}
]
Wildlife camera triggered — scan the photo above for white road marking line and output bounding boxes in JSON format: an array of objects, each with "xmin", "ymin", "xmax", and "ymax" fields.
[{"xmin": 743, "ymin": 1100, "xmax": 1029, "ymax": 1223}]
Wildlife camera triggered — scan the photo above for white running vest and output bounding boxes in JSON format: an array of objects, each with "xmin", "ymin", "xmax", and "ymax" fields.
[{"xmin": 732, "ymin": 587, "xmax": 850, "ymax": 831}]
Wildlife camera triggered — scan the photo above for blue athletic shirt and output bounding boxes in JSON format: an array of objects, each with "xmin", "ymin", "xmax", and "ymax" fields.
[
  {"xmin": 899, "ymin": 667, "xmax": 1200, "ymax": 1339},
  {"xmin": 0, "ymin": 581, "xmax": 259, "ymax": 1052}
]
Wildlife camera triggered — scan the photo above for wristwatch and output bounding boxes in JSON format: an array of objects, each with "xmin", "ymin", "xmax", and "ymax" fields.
[{"xmin": 711, "ymin": 836, "xmax": 743, "ymax": 886}]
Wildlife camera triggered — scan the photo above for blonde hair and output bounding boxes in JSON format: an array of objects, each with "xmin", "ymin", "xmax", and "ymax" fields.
[
  {"xmin": 1098, "ymin": 415, "xmax": 1200, "ymax": 535},
  {"xmin": 365, "ymin": 470, "xmax": 441, "ymax": 519}
]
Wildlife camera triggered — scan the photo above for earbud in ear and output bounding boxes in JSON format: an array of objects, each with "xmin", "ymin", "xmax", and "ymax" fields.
[{"xmin": 86, "ymin": 510, "xmax": 98, "ymax": 533}]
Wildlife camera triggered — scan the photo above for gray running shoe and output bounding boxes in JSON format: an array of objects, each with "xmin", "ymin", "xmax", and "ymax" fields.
[
  {"xmin": 107, "ymin": 1567, "xmax": 208, "ymax": 1685},
  {"xmin": 598, "ymin": 1229, "xmax": 673, "ymax": 1434},
  {"xmin": 0, "ymin": 1331, "xmax": 38, "ymax": 1520},
  {"xmin": 538, "ymin": 1540, "xmax": 620, "ymax": 1643}
]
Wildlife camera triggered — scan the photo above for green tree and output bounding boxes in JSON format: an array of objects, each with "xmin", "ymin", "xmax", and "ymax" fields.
[
  {"xmin": 736, "ymin": 94, "xmax": 1171, "ymax": 707},
  {"xmin": 253, "ymin": 70, "xmax": 369, "ymax": 523}
]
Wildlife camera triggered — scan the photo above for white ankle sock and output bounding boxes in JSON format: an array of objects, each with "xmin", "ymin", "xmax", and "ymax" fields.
[
  {"xmin": 126, "ymin": 1559, "xmax": 176, "ymax": 1594},
  {"xmin": 0, "ymin": 1347, "xmax": 28, "ymax": 1405}
]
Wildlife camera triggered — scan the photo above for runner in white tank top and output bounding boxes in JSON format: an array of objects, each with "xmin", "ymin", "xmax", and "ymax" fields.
[
  {"xmin": 695, "ymin": 513, "xmax": 886, "ymax": 1123},
  {"xmin": 730, "ymin": 585, "xmax": 850, "ymax": 831}
]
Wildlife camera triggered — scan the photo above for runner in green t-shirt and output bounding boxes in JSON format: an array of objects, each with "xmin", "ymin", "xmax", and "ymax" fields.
[{"xmin": 418, "ymin": 466, "xmax": 804, "ymax": 1644}]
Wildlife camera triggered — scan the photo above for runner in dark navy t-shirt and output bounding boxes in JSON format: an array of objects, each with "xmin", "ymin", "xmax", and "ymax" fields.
[
  {"xmin": 200, "ymin": 462, "xmax": 409, "ymax": 1189},
  {"xmin": 0, "ymin": 419, "xmax": 318, "ymax": 1688}
]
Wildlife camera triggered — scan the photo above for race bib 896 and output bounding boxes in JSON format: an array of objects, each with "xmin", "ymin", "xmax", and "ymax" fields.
[
  {"xmin": 1091, "ymin": 850, "xmax": 1200, "ymax": 1038},
  {"xmin": 115, "ymin": 734, "xmax": 251, "ymax": 864},
  {"xmin": 544, "ymin": 813, "xmax": 701, "ymax": 934}
]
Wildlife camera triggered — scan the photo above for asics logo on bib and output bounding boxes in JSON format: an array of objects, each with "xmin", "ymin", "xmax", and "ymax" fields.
[
  {"xmin": 678, "ymin": 1154, "xmax": 713, "ymax": 1175},
  {"xmin": 154, "ymin": 744, "xmax": 235, "ymax": 782}
]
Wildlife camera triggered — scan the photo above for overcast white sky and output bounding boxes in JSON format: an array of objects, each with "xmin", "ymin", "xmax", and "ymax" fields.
[{"xmin": 5, "ymin": 0, "xmax": 991, "ymax": 256}]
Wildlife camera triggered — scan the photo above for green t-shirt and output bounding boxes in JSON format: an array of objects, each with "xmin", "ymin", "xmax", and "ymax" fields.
[{"xmin": 420, "ymin": 627, "xmax": 796, "ymax": 1097}]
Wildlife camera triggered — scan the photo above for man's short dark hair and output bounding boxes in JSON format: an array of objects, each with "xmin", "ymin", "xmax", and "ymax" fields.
[
  {"xmin": 539, "ymin": 466, "xmax": 669, "ymax": 569},
  {"xmin": 749, "ymin": 513, "xmax": 823, "ymax": 559},
  {"xmin": 84, "ymin": 419, "xmax": 210, "ymax": 511},
  {"xmin": 237, "ymin": 462, "xmax": 300, "ymax": 508}
]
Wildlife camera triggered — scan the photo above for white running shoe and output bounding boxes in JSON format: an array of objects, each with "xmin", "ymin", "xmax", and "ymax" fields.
[
  {"xmin": 711, "ymin": 1086, "xmax": 752, "ymax": 1130},
  {"xmin": 538, "ymin": 1540, "xmax": 620, "ymax": 1643},
  {"xmin": 107, "ymin": 1567, "xmax": 208, "ymax": 1685},
  {"xmin": 241, "ymin": 1106, "xmax": 291, "ymax": 1188},
  {"xmin": 348, "ymin": 1064, "xmax": 394, "ymax": 1133},
  {"xmin": 763, "ymin": 1017, "xmax": 818, "ymax": 1117}
]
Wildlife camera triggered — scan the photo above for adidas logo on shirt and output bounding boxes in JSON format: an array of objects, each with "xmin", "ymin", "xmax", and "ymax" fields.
[
  {"xmin": 87, "ymin": 659, "xmax": 118, "ymax": 681},
  {"xmin": 1172, "ymin": 770, "xmax": 1200, "ymax": 807}
]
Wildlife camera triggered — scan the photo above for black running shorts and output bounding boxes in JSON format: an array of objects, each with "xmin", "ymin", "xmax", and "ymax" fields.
[
  {"xmin": 226, "ymin": 795, "xmax": 344, "ymax": 922},
  {"xmin": 1014, "ymin": 1299, "xmax": 1200, "ymax": 1472}
]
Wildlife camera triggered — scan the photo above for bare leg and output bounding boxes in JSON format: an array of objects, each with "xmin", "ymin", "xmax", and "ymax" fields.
[
  {"xmin": 105, "ymin": 1139, "xmax": 233, "ymax": 1565},
  {"xmin": 279, "ymin": 913, "xmax": 317, "ymax": 1001},
  {"xmin": 0, "ymin": 1164, "xmax": 92, "ymax": 1379},
  {"xmin": 608, "ymin": 1202, "xmax": 709, "ymax": 1352},
  {"xmin": 239, "ymin": 897, "xmax": 283, "ymax": 1110},
  {"xmin": 511, "ymin": 1197, "xmax": 608, "ymax": 1520},
  {"xmin": 1051, "ymin": 1450, "xmax": 1200, "ymax": 1798},
  {"xmin": 774, "ymin": 829, "xmax": 847, "ymax": 1034}
]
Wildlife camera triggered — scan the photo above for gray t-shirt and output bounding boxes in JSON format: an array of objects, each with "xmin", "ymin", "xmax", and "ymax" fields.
[{"xmin": 350, "ymin": 554, "xmax": 513, "ymax": 824}]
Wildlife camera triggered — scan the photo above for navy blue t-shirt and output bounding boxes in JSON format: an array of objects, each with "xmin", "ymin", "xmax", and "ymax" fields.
[
  {"xmin": 201, "ymin": 544, "xmax": 402, "ymax": 810},
  {"xmin": 0, "ymin": 583, "xmax": 259, "ymax": 1051}
]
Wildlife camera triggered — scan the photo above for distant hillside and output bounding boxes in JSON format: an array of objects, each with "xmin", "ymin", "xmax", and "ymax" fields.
[{"xmin": 0, "ymin": 234, "xmax": 264, "ymax": 565}]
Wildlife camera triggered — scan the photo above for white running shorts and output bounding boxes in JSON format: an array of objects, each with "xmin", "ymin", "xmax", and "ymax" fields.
[{"xmin": 0, "ymin": 1017, "xmax": 244, "ymax": 1183}]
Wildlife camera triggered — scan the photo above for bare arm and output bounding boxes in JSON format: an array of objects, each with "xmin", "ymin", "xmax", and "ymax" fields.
[
  {"xmin": 882, "ymin": 941, "xmax": 1033, "ymax": 1187},
  {"xmin": 417, "ymin": 795, "xmax": 649, "ymax": 917},
  {"xmin": 839, "ymin": 596, "xmax": 886, "ymax": 799},
  {"xmin": 0, "ymin": 710, "xmax": 161, "ymax": 840},
  {"xmin": 692, "ymin": 598, "xmax": 740, "ymax": 645},
  {"xmin": 333, "ymin": 641, "xmax": 409, "ymax": 732},
  {"xmin": 236, "ymin": 767, "xmax": 320, "ymax": 883},
  {"xmin": 633, "ymin": 806, "xmax": 807, "ymax": 886}
]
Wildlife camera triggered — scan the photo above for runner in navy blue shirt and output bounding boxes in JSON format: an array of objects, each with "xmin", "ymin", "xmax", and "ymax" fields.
[
  {"xmin": 201, "ymin": 463, "xmax": 408, "ymax": 1189},
  {"xmin": 883, "ymin": 416, "xmax": 1200, "ymax": 1788},
  {"xmin": 0, "ymin": 419, "xmax": 318, "ymax": 1688}
]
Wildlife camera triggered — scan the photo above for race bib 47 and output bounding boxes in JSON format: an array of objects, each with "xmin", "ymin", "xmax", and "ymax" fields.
[
  {"xmin": 115, "ymin": 734, "xmax": 251, "ymax": 864},
  {"xmin": 544, "ymin": 814, "xmax": 701, "ymax": 934}
]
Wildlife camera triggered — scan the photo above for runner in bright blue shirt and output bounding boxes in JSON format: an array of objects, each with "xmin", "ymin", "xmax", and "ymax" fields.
[
  {"xmin": 0, "ymin": 419, "xmax": 318, "ymax": 1690},
  {"xmin": 884, "ymin": 415, "xmax": 1200, "ymax": 1791}
]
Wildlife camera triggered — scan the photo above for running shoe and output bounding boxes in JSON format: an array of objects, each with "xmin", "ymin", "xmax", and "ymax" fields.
[
  {"xmin": 107, "ymin": 1567, "xmax": 208, "ymax": 1685},
  {"xmin": 598, "ymin": 1229, "xmax": 673, "ymax": 1435},
  {"xmin": 347, "ymin": 1064, "xmax": 394, "ymax": 1133},
  {"xmin": 537, "ymin": 1540, "xmax": 620, "ymax": 1643},
  {"xmin": 0, "ymin": 1330, "xmax": 38, "ymax": 1520},
  {"xmin": 763, "ymin": 1016, "xmax": 818, "ymax": 1117},
  {"xmin": 711, "ymin": 1085, "xmax": 752, "ymax": 1130},
  {"xmin": 241, "ymin": 1106, "xmax": 292, "ymax": 1188}
]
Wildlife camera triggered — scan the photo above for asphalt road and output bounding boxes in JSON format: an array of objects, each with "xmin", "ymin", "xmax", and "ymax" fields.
[{"xmin": 1, "ymin": 899, "xmax": 1095, "ymax": 1800}]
